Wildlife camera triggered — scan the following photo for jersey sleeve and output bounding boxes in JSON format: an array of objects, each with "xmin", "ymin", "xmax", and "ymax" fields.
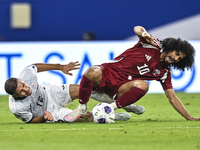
[
  {"xmin": 18, "ymin": 65, "xmax": 38, "ymax": 80},
  {"xmin": 135, "ymin": 35, "xmax": 161, "ymax": 49},
  {"xmin": 9, "ymin": 97, "xmax": 33, "ymax": 123},
  {"xmin": 13, "ymin": 110, "xmax": 33, "ymax": 123},
  {"xmin": 159, "ymin": 69, "xmax": 173, "ymax": 90}
]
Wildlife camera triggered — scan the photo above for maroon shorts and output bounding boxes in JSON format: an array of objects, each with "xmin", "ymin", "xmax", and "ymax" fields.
[{"xmin": 94, "ymin": 64, "xmax": 131, "ymax": 98}]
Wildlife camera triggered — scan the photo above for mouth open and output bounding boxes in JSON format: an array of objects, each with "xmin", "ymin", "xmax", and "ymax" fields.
[
  {"xmin": 168, "ymin": 56, "xmax": 174, "ymax": 63},
  {"xmin": 27, "ymin": 87, "xmax": 31, "ymax": 95}
]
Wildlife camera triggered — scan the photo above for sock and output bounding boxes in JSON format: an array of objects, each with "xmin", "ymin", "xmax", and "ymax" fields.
[
  {"xmin": 115, "ymin": 87, "xmax": 146, "ymax": 108},
  {"xmin": 110, "ymin": 102, "xmax": 118, "ymax": 110},
  {"xmin": 79, "ymin": 75, "xmax": 93, "ymax": 104}
]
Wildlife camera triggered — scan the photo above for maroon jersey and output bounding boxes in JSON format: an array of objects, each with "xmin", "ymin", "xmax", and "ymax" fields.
[{"xmin": 96, "ymin": 36, "xmax": 173, "ymax": 98}]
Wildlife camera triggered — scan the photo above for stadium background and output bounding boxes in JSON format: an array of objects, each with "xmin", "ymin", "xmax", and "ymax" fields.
[{"xmin": 0, "ymin": 0, "xmax": 200, "ymax": 94}]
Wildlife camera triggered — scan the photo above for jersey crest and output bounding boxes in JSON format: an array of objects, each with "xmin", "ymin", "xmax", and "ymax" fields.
[{"xmin": 153, "ymin": 69, "xmax": 160, "ymax": 76}]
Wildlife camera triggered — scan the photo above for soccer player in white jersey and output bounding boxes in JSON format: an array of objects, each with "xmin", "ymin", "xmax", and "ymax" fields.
[{"xmin": 4, "ymin": 61, "xmax": 145, "ymax": 123}]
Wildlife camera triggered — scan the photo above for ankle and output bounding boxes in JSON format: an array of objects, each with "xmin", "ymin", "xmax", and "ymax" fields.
[
  {"xmin": 110, "ymin": 102, "xmax": 118, "ymax": 110},
  {"xmin": 78, "ymin": 103, "xmax": 87, "ymax": 109}
]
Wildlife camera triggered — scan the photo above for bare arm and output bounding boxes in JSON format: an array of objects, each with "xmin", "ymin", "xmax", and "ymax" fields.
[
  {"xmin": 134, "ymin": 26, "xmax": 148, "ymax": 38},
  {"xmin": 164, "ymin": 89, "xmax": 200, "ymax": 121},
  {"xmin": 30, "ymin": 116, "xmax": 46, "ymax": 123},
  {"xmin": 33, "ymin": 61, "xmax": 80, "ymax": 76},
  {"xmin": 29, "ymin": 111, "xmax": 54, "ymax": 123},
  {"xmin": 133, "ymin": 25, "xmax": 158, "ymax": 47},
  {"xmin": 29, "ymin": 111, "xmax": 93, "ymax": 123}
]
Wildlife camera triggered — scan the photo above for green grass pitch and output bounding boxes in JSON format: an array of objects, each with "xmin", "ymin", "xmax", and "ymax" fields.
[{"xmin": 0, "ymin": 93, "xmax": 200, "ymax": 150}]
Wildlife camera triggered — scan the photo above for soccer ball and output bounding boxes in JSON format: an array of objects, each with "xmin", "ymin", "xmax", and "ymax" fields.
[{"xmin": 92, "ymin": 103, "xmax": 115, "ymax": 124}]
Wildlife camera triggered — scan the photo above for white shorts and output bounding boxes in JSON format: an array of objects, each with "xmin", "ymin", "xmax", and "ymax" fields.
[{"xmin": 42, "ymin": 83, "xmax": 73, "ymax": 122}]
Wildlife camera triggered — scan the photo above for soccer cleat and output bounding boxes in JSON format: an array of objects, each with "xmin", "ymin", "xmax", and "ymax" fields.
[
  {"xmin": 114, "ymin": 112, "xmax": 131, "ymax": 121},
  {"xmin": 123, "ymin": 104, "xmax": 145, "ymax": 115},
  {"xmin": 64, "ymin": 103, "xmax": 87, "ymax": 122}
]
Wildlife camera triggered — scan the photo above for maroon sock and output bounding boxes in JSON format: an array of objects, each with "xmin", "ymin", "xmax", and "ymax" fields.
[
  {"xmin": 79, "ymin": 75, "xmax": 93, "ymax": 104},
  {"xmin": 115, "ymin": 87, "xmax": 146, "ymax": 108}
]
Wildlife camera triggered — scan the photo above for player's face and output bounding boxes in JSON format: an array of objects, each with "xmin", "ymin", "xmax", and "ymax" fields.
[
  {"xmin": 13, "ymin": 79, "xmax": 32, "ymax": 98},
  {"xmin": 163, "ymin": 51, "xmax": 186, "ymax": 65}
]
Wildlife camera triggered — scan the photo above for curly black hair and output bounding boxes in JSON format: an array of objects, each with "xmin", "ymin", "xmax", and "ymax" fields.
[{"xmin": 161, "ymin": 37, "xmax": 195, "ymax": 71}]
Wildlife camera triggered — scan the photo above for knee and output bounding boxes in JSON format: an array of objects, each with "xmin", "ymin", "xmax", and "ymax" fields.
[
  {"xmin": 133, "ymin": 80, "xmax": 149, "ymax": 93},
  {"xmin": 85, "ymin": 67, "xmax": 96, "ymax": 78},
  {"xmin": 84, "ymin": 66, "xmax": 102, "ymax": 81},
  {"xmin": 142, "ymin": 81, "xmax": 149, "ymax": 93}
]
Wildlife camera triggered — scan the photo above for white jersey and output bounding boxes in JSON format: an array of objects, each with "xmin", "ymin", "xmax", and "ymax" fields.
[{"xmin": 9, "ymin": 65, "xmax": 73, "ymax": 123}]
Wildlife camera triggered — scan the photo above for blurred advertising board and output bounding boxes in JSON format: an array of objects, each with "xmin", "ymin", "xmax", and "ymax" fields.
[{"xmin": 0, "ymin": 41, "xmax": 199, "ymax": 94}]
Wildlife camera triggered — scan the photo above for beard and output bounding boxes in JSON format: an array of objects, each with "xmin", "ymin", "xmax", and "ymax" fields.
[{"xmin": 162, "ymin": 57, "xmax": 171, "ymax": 66}]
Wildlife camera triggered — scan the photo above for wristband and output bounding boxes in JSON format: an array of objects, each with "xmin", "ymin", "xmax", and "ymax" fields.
[{"xmin": 142, "ymin": 31, "xmax": 148, "ymax": 37}]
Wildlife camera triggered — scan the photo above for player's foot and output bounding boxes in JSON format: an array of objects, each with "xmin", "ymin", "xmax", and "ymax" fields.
[
  {"xmin": 123, "ymin": 104, "xmax": 145, "ymax": 115},
  {"xmin": 114, "ymin": 112, "xmax": 131, "ymax": 121},
  {"xmin": 64, "ymin": 103, "xmax": 87, "ymax": 122}
]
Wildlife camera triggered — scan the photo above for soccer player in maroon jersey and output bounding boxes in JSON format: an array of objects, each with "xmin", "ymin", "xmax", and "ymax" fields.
[{"xmin": 64, "ymin": 25, "xmax": 200, "ymax": 122}]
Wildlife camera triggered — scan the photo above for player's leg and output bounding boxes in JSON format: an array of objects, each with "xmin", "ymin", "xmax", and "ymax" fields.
[
  {"xmin": 74, "ymin": 111, "xmax": 93, "ymax": 122},
  {"xmin": 46, "ymin": 84, "xmax": 74, "ymax": 107},
  {"xmin": 64, "ymin": 66, "xmax": 102, "ymax": 122},
  {"xmin": 110, "ymin": 80, "xmax": 148, "ymax": 110},
  {"xmin": 77, "ymin": 111, "xmax": 132, "ymax": 122},
  {"xmin": 68, "ymin": 84, "xmax": 79, "ymax": 100},
  {"xmin": 91, "ymin": 91, "xmax": 145, "ymax": 115}
]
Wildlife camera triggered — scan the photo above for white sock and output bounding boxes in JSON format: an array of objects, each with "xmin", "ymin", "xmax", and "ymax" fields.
[
  {"xmin": 110, "ymin": 102, "xmax": 118, "ymax": 110},
  {"xmin": 78, "ymin": 103, "xmax": 87, "ymax": 109}
]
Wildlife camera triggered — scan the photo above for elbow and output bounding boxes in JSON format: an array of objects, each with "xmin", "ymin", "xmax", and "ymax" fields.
[
  {"xmin": 26, "ymin": 117, "xmax": 33, "ymax": 123},
  {"xmin": 134, "ymin": 26, "xmax": 142, "ymax": 33},
  {"xmin": 133, "ymin": 26, "xmax": 146, "ymax": 37}
]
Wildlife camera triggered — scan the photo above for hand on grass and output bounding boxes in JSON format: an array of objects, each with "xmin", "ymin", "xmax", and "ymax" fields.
[
  {"xmin": 44, "ymin": 111, "xmax": 54, "ymax": 121},
  {"xmin": 189, "ymin": 117, "xmax": 200, "ymax": 121}
]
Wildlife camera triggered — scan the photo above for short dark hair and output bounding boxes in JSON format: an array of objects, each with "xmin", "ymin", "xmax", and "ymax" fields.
[
  {"xmin": 162, "ymin": 37, "xmax": 195, "ymax": 71},
  {"xmin": 4, "ymin": 77, "xmax": 18, "ymax": 95}
]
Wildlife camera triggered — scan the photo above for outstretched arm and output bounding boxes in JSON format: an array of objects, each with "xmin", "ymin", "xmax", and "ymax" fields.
[
  {"xmin": 164, "ymin": 88, "xmax": 200, "ymax": 121},
  {"xmin": 33, "ymin": 61, "xmax": 80, "ymax": 76},
  {"xmin": 134, "ymin": 26, "xmax": 158, "ymax": 47},
  {"xmin": 29, "ymin": 111, "xmax": 93, "ymax": 123}
]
